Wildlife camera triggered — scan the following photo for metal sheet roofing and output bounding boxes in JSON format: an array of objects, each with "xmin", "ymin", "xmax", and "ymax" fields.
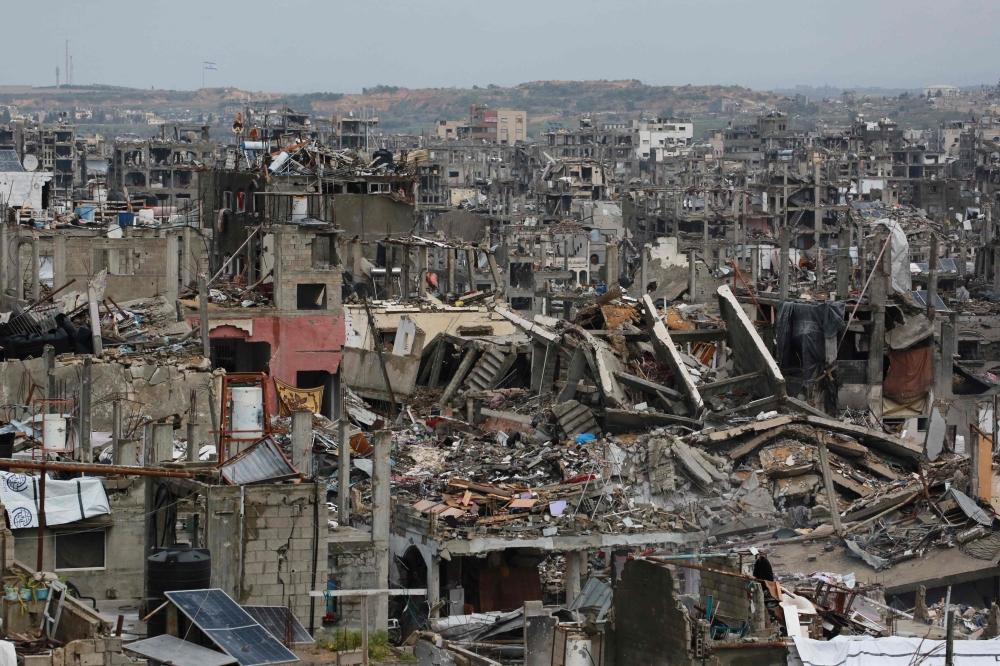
[
  {"xmin": 0, "ymin": 150, "xmax": 24, "ymax": 172},
  {"xmin": 218, "ymin": 436, "xmax": 300, "ymax": 485}
]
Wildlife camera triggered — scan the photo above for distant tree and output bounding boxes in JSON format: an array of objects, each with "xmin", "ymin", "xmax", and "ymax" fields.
[{"xmin": 935, "ymin": 89, "xmax": 943, "ymax": 98}]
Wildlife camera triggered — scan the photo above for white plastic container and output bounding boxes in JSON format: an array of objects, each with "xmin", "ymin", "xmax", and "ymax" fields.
[
  {"xmin": 43, "ymin": 414, "xmax": 68, "ymax": 451},
  {"xmin": 231, "ymin": 387, "xmax": 264, "ymax": 440}
]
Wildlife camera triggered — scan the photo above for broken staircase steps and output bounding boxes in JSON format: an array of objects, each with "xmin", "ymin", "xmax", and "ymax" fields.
[{"xmin": 552, "ymin": 400, "xmax": 600, "ymax": 438}]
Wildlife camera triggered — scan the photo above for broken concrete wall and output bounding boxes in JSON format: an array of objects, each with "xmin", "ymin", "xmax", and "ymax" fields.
[
  {"xmin": 272, "ymin": 225, "xmax": 344, "ymax": 315},
  {"xmin": 716, "ymin": 284, "xmax": 785, "ymax": 398},
  {"xmin": 342, "ymin": 347, "xmax": 421, "ymax": 400},
  {"xmin": 698, "ymin": 554, "xmax": 752, "ymax": 622},
  {"xmin": 329, "ymin": 535, "xmax": 381, "ymax": 629},
  {"xmin": 0, "ymin": 355, "xmax": 219, "ymax": 445},
  {"xmin": 241, "ymin": 482, "xmax": 328, "ymax": 626},
  {"xmin": 614, "ymin": 559, "xmax": 691, "ymax": 666},
  {"xmin": 13, "ymin": 478, "xmax": 146, "ymax": 603}
]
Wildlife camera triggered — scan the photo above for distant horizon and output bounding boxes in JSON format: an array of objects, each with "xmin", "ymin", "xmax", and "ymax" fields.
[
  {"xmin": 2, "ymin": 0, "xmax": 996, "ymax": 94},
  {"xmin": 0, "ymin": 79, "xmax": 991, "ymax": 98}
]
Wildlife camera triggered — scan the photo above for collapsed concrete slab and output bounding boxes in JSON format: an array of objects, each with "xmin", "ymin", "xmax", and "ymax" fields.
[{"xmin": 716, "ymin": 284, "xmax": 785, "ymax": 399}]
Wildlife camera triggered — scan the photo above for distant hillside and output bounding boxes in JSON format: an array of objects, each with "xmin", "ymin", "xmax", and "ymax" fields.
[{"xmin": 0, "ymin": 81, "xmax": 783, "ymax": 136}]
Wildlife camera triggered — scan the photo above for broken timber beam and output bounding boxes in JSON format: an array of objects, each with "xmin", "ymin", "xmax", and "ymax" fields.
[{"xmin": 641, "ymin": 295, "xmax": 703, "ymax": 415}]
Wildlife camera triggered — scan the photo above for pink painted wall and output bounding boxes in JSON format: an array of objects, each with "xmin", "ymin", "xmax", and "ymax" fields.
[{"xmin": 193, "ymin": 314, "xmax": 345, "ymax": 415}]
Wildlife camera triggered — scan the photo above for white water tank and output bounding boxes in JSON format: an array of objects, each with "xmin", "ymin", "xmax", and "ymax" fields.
[
  {"xmin": 291, "ymin": 195, "xmax": 308, "ymax": 221},
  {"xmin": 564, "ymin": 635, "xmax": 594, "ymax": 666},
  {"xmin": 43, "ymin": 414, "xmax": 68, "ymax": 451},
  {"xmin": 231, "ymin": 387, "xmax": 264, "ymax": 440}
]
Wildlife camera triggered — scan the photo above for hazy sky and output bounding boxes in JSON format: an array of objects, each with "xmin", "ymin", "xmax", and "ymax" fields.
[{"xmin": 3, "ymin": 0, "xmax": 997, "ymax": 93}]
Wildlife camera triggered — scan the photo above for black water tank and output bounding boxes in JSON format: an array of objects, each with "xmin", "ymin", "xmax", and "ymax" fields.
[
  {"xmin": 146, "ymin": 545, "xmax": 211, "ymax": 637},
  {"xmin": 372, "ymin": 149, "xmax": 393, "ymax": 169}
]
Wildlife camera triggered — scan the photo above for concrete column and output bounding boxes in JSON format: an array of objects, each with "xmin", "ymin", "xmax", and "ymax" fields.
[
  {"xmin": 837, "ymin": 226, "xmax": 850, "ymax": 300},
  {"xmin": 13, "ymin": 240, "xmax": 22, "ymax": 301},
  {"xmin": 688, "ymin": 249, "xmax": 698, "ymax": 303},
  {"xmin": 702, "ymin": 218, "xmax": 710, "ymax": 266},
  {"xmin": 30, "ymin": 237, "xmax": 39, "ymax": 301},
  {"xmin": 815, "ymin": 232, "xmax": 824, "ymax": 293},
  {"xmin": 427, "ymin": 554, "xmax": 441, "ymax": 618},
  {"xmin": 350, "ymin": 239, "xmax": 363, "ymax": 279},
  {"xmin": 779, "ymin": 226, "xmax": 790, "ymax": 301},
  {"xmin": 466, "ymin": 248, "xmax": 476, "ymax": 293},
  {"xmin": 43, "ymin": 344, "xmax": 56, "ymax": 403},
  {"xmin": 149, "ymin": 422, "xmax": 174, "ymax": 465},
  {"xmin": 80, "ymin": 356, "xmax": 92, "ymax": 462},
  {"xmin": 927, "ymin": 234, "xmax": 939, "ymax": 322},
  {"xmin": 371, "ymin": 430, "xmax": 391, "ymax": 631},
  {"xmin": 868, "ymin": 233, "xmax": 889, "ymax": 417},
  {"xmin": 565, "ymin": 551, "xmax": 583, "ymax": 606},
  {"xmin": 401, "ymin": 244, "xmax": 411, "ymax": 299},
  {"xmin": 335, "ymin": 370, "xmax": 350, "ymax": 526},
  {"xmin": 417, "ymin": 246, "xmax": 428, "ymax": 297},
  {"xmin": 447, "ymin": 248, "xmax": 455, "ymax": 295},
  {"xmin": 181, "ymin": 225, "xmax": 192, "ymax": 287},
  {"xmin": 938, "ymin": 313, "xmax": 958, "ymax": 399},
  {"xmin": 199, "ymin": 273, "xmax": 210, "ymax": 362},
  {"xmin": 717, "ymin": 245, "xmax": 726, "ymax": 272},
  {"xmin": 640, "ymin": 244, "xmax": 648, "ymax": 296},
  {"xmin": 0, "ymin": 224, "xmax": 8, "ymax": 297},
  {"xmin": 111, "ymin": 400, "xmax": 122, "ymax": 464},
  {"xmin": 605, "ymin": 240, "xmax": 619, "ymax": 288},
  {"xmin": 187, "ymin": 391, "xmax": 199, "ymax": 463},
  {"xmin": 752, "ymin": 244, "xmax": 760, "ymax": 285},
  {"xmin": 165, "ymin": 232, "xmax": 179, "ymax": 305},
  {"xmin": 290, "ymin": 410, "xmax": 313, "ymax": 477},
  {"xmin": 87, "ymin": 276, "xmax": 103, "ymax": 358},
  {"xmin": 53, "ymin": 233, "xmax": 66, "ymax": 289}
]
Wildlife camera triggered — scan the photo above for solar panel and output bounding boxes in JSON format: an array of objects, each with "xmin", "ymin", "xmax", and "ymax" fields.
[
  {"xmin": 124, "ymin": 634, "xmax": 238, "ymax": 666},
  {"xmin": 244, "ymin": 606, "xmax": 313, "ymax": 644},
  {"xmin": 165, "ymin": 589, "xmax": 299, "ymax": 665},
  {"xmin": 0, "ymin": 150, "xmax": 24, "ymax": 172}
]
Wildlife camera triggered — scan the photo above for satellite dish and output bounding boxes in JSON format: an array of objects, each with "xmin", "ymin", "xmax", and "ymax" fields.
[{"xmin": 22, "ymin": 155, "xmax": 38, "ymax": 172}]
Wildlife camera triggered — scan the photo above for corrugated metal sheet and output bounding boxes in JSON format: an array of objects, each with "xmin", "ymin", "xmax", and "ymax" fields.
[
  {"xmin": 218, "ymin": 436, "xmax": 300, "ymax": 485},
  {"xmin": 567, "ymin": 576, "xmax": 612, "ymax": 622}
]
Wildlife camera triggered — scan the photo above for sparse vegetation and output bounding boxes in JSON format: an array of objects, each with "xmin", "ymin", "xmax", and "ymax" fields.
[{"xmin": 315, "ymin": 629, "xmax": 415, "ymax": 662}]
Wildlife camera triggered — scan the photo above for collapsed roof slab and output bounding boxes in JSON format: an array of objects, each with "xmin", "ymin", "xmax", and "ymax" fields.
[
  {"xmin": 765, "ymin": 539, "xmax": 1000, "ymax": 596},
  {"xmin": 432, "ymin": 529, "xmax": 705, "ymax": 556},
  {"xmin": 716, "ymin": 284, "xmax": 786, "ymax": 399},
  {"xmin": 641, "ymin": 295, "xmax": 704, "ymax": 415}
]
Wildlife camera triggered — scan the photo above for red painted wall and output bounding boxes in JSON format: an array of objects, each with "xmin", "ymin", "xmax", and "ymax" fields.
[{"xmin": 192, "ymin": 314, "xmax": 345, "ymax": 414}]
